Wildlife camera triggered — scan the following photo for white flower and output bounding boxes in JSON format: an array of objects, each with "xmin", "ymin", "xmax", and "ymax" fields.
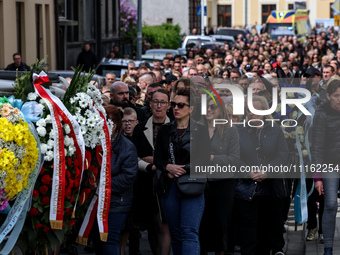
[
  {"xmin": 68, "ymin": 146, "xmax": 76, "ymax": 156},
  {"xmin": 27, "ymin": 92, "xmax": 38, "ymax": 101},
  {"xmin": 49, "ymin": 130, "xmax": 54, "ymax": 139},
  {"xmin": 87, "ymin": 117, "xmax": 96, "ymax": 127},
  {"xmin": 40, "ymin": 143, "xmax": 48, "ymax": 154},
  {"xmin": 64, "ymin": 135, "xmax": 74, "ymax": 147},
  {"xmin": 47, "ymin": 139, "xmax": 54, "ymax": 149},
  {"xmin": 289, "ymin": 132, "xmax": 296, "ymax": 139},
  {"xmin": 45, "ymin": 151, "xmax": 54, "ymax": 161},
  {"xmin": 85, "ymin": 109, "xmax": 93, "ymax": 117},
  {"xmin": 77, "ymin": 116, "xmax": 86, "ymax": 126},
  {"xmin": 36, "ymin": 118, "xmax": 46, "ymax": 127},
  {"xmin": 296, "ymin": 126, "xmax": 304, "ymax": 135},
  {"xmin": 287, "ymin": 93, "xmax": 295, "ymax": 98},
  {"xmin": 79, "ymin": 99, "xmax": 88, "ymax": 109},
  {"xmin": 36, "ymin": 126, "xmax": 47, "ymax": 137},
  {"xmin": 38, "ymin": 104, "xmax": 45, "ymax": 110},
  {"xmin": 64, "ymin": 124, "xmax": 71, "ymax": 134},
  {"xmin": 39, "ymin": 99, "xmax": 45, "ymax": 104},
  {"xmin": 70, "ymin": 97, "xmax": 76, "ymax": 104},
  {"xmin": 75, "ymin": 107, "xmax": 81, "ymax": 114},
  {"xmin": 291, "ymin": 111, "xmax": 297, "ymax": 119},
  {"xmin": 302, "ymin": 150, "xmax": 309, "ymax": 158},
  {"xmin": 80, "ymin": 126, "xmax": 87, "ymax": 135},
  {"xmin": 45, "ymin": 115, "xmax": 52, "ymax": 123},
  {"xmin": 300, "ymin": 135, "xmax": 305, "ymax": 143}
]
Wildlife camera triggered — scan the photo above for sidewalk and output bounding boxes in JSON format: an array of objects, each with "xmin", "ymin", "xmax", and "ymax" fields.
[
  {"xmin": 305, "ymin": 200, "xmax": 340, "ymax": 255},
  {"xmin": 75, "ymin": 200, "xmax": 340, "ymax": 255}
]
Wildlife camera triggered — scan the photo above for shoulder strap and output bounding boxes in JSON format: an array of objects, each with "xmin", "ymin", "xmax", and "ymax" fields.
[{"xmin": 169, "ymin": 136, "xmax": 175, "ymax": 164}]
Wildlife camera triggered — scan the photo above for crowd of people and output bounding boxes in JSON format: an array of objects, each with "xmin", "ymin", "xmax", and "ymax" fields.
[
  {"xmin": 83, "ymin": 25, "xmax": 340, "ymax": 255},
  {"xmin": 6, "ymin": 26, "xmax": 338, "ymax": 255}
]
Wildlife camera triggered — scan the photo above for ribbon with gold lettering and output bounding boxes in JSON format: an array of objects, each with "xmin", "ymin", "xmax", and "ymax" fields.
[
  {"xmin": 33, "ymin": 79, "xmax": 65, "ymax": 230},
  {"xmin": 33, "ymin": 71, "xmax": 86, "ymax": 229},
  {"xmin": 95, "ymin": 108, "xmax": 111, "ymax": 241}
]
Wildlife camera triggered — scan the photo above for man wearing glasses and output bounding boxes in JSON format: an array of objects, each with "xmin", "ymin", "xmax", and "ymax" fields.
[
  {"xmin": 229, "ymin": 68, "xmax": 241, "ymax": 85},
  {"xmin": 131, "ymin": 89, "xmax": 171, "ymax": 255},
  {"xmin": 187, "ymin": 67, "xmax": 198, "ymax": 78}
]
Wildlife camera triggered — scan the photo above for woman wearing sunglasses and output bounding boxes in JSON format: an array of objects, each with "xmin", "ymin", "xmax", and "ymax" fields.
[
  {"xmin": 154, "ymin": 88, "xmax": 210, "ymax": 255},
  {"xmin": 200, "ymin": 97, "xmax": 240, "ymax": 255}
]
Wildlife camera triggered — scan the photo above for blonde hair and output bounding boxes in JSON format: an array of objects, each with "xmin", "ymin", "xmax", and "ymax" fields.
[{"xmin": 247, "ymin": 95, "xmax": 273, "ymax": 120}]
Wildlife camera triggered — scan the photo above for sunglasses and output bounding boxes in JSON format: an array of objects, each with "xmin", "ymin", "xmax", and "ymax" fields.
[
  {"xmin": 171, "ymin": 102, "xmax": 190, "ymax": 109},
  {"xmin": 207, "ymin": 104, "xmax": 217, "ymax": 110}
]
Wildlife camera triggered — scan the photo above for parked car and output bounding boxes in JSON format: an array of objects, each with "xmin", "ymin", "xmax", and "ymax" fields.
[
  {"xmin": 0, "ymin": 70, "xmax": 66, "ymax": 98},
  {"xmin": 216, "ymin": 27, "xmax": 247, "ymax": 39},
  {"xmin": 142, "ymin": 49, "xmax": 180, "ymax": 64},
  {"xmin": 211, "ymin": 35, "xmax": 235, "ymax": 48},
  {"xmin": 201, "ymin": 42, "xmax": 225, "ymax": 50},
  {"xmin": 181, "ymin": 35, "xmax": 215, "ymax": 49},
  {"xmin": 96, "ymin": 58, "xmax": 153, "ymax": 79},
  {"xmin": 49, "ymin": 70, "xmax": 105, "ymax": 89}
]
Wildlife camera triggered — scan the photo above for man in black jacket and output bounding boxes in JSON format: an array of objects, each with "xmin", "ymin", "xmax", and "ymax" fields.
[
  {"xmin": 5, "ymin": 53, "xmax": 30, "ymax": 71},
  {"xmin": 76, "ymin": 43, "xmax": 98, "ymax": 72}
]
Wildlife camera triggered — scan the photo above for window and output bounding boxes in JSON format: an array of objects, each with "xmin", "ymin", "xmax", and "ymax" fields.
[
  {"xmin": 66, "ymin": 0, "xmax": 79, "ymax": 42},
  {"xmin": 288, "ymin": 4, "xmax": 294, "ymax": 10},
  {"xmin": 262, "ymin": 4, "xmax": 276, "ymax": 25},
  {"xmin": 331, "ymin": 3, "xmax": 334, "ymax": 18},
  {"xmin": 36, "ymin": 4, "xmax": 43, "ymax": 60},
  {"xmin": 217, "ymin": 5, "xmax": 232, "ymax": 27},
  {"xmin": 16, "ymin": 2, "xmax": 25, "ymax": 54},
  {"xmin": 167, "ymin": 18, "xmax": 173, "ymax": 24},
  {"xmin": 58, "ymin": 0, "xmax": 66, "ymax": 18}
]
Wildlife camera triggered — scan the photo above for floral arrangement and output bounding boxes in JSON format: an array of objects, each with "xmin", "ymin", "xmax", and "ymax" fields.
[
  {"xmin": 0, "ymin": 100, "xmax": 39, "ymax": 208},
  {"xmin": 120, "ymin": 0, "xmax": 137, "ymax": 35},
  {"xmin": 70, "ymin": 83, "xmax": 113, "ymax": 148}
]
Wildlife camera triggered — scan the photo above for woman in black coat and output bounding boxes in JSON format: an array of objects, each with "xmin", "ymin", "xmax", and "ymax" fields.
[
  {"xmin": 154, "ymin": 89, "xmax": 210, "ymax": 255},
  {"xmin": 313, "ymin": 80, "xmax": 340, "ymax": 255},
  {"xmin": 200, "ymin": 97, "xmax": 240, "ymax": 255},
  {"xmin": 235, "ymin": 95, "xmax": 288, "ymax": 255}
]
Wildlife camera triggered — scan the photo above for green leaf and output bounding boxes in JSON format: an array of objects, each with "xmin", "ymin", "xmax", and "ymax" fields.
[
  {"xmin": 53, "ymin": 229, "xmax": 65, "ymax": 244},
  {"xmin": 46, "ymin": 231, "xmax": 57, "ymax": 250},
  {"xmin": 64, "ymin": 201, "xmax": 73, "ymax": 208}
]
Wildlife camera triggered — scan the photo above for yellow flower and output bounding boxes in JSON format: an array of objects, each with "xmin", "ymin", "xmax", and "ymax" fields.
[{"xmin": 0, "ymin": 117, "xmax": 39, "ymax": 199}]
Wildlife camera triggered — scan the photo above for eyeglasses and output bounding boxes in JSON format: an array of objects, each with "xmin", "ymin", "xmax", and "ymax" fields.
[
  {"xmin": 207, "ymin": 104, "xmax": 217, "ymax": 110},
  {"xmin": 171, "ymin": 102, "xmax": 190, "ymax": 109},
  {"xmin": 151, "ymin": 100, "xmax": 168, "ymax": 106},
  {"xmin": 122, "ymin": 120, "xmax": 136, "ymax": 124}
]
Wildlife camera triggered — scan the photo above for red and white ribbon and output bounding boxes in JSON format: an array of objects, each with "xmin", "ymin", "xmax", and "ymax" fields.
[
  {"xmin": 33, "ymin": 71, "xmax": 85, "ymax": 229},
  {"xmin": 33, "ymin": 77, "xmax": 65, "ymax": 230},
  {"xmin": 76, "ymin": 195, "xmax": 98, "ymax": 245},
  {"xmin": 96, "ymin": 108, "xmax": 112, "ymax": 241}
]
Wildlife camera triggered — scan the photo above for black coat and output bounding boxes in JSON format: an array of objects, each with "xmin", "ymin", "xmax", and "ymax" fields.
[
  {"xmin": 76, "ymin": 49, "xmax": 98, "ymax": 72},
  {"xmin": 5, "ymin": 62, "xmax": 30, "ymax": 71},
  {"xmin": 154, "ymin": 120, "xmax": 210, "ymax": 178},
  {"xmin": 235, "ymin": 123, "xmax": 289, "ymax": 201},
  {"xmin": 109, "ymin": 131, "xmax": 138, "ymax": 213},
  {"xmin": 311, "ymin": 102, "xmax": 340, "ymax": 167},
  {"xmin": 209, "ymin": 126, "xmax": 240, "ymax": 179}
]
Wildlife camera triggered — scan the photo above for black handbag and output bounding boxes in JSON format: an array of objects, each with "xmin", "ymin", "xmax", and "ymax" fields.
[
  {"xmin": 169, "ymin": 139, "xmax": 206, "ymax": 197},
  {"xmin": 176, "ymin": 174, "xmax": 207, "ymax": 197}
]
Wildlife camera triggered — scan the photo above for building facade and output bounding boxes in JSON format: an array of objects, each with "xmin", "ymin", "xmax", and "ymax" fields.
[
  {"xmin": 56, "ymin": 0, "xmax": 120, "ymax": 70},
  {"xmin": 130, "ymin": 0, "xmax": 206, "ymax": 35},
  {"xmin": 0, "ymin": 0, "xmax": 56, "ymax": 70},
  {"xmin": 206, "ymin": 0, "xmax": 337, "ymax": 29}
]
